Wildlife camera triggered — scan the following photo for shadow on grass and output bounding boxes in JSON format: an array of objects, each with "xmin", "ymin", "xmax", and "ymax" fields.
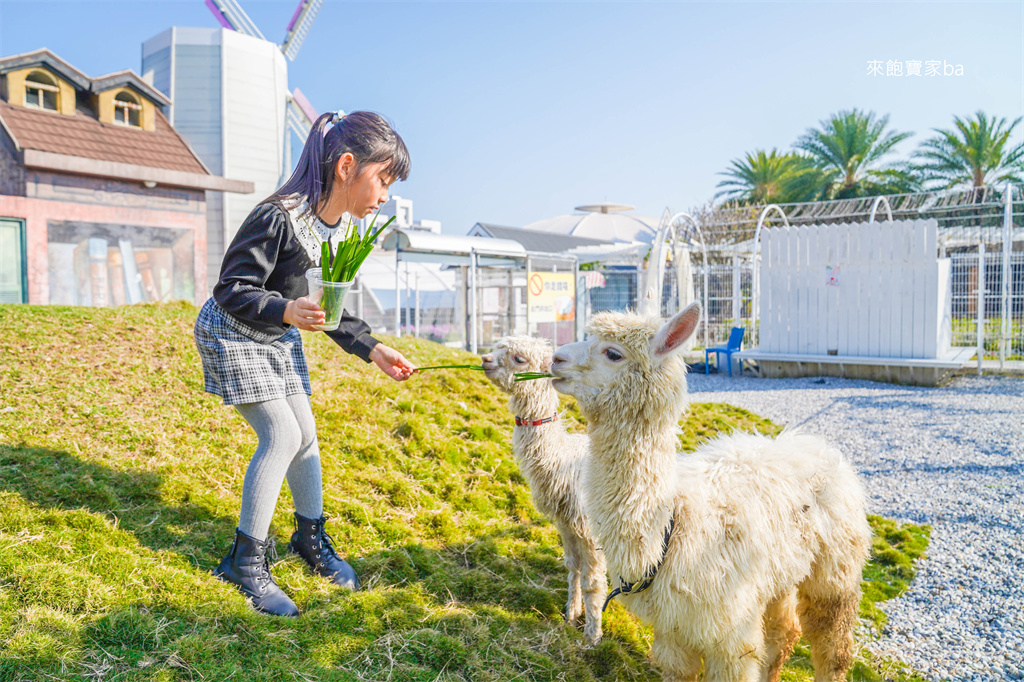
[
  {"xmin": 0, "ymin": 443, "xmax": 239, "ymax": 567},
  {"xmin": 0, "ymin": 444, "xmax": 664, "ymax": 680},
  {"xmin": 3, "ymin": 595, "xmax": 658, "ymax": 682},
  {"xmin": 0, "ymin": 447, "xmax": 925, "ymax": 682}
]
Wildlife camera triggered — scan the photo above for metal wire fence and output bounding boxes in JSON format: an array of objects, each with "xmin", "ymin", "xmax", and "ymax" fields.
[
  {"xmin": 585, "ymin": 262, "xmax": 756, "ymax": 350},
  {"xmin": 690, "ymin": 184, "xmax": 1024, "ymax": 362},
  {"xmin": 949, "ymin": 250, "xmax": 1024, "ymax": 361},
  {"xmin": 369, "ymin": 186, "xmax": 1023, "ymax": 364}
]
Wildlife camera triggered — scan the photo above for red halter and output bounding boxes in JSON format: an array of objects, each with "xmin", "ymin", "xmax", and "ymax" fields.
[{"xmin": 514, "ymin": 415, "xmax": 558, "ymax": 426}]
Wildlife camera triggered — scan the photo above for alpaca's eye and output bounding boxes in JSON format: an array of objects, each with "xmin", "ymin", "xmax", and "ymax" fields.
[
  {"xmin": 514, "ymin": 355, "xmax": 525, "ymax": 364},
  {"xmin": 604, "ymin": 348, "xmax": 623, "ymax": 362}
]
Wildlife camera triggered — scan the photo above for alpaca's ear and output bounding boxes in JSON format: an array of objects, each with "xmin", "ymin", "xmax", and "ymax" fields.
[{"xmin": 652, "ymin": 302, "xmax": 702, "ymax": 359}]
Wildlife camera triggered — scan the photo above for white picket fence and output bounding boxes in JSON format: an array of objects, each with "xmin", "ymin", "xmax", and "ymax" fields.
[{"xmin": 758, "ymin": 219, "xmax": 953, "ymax": 359}]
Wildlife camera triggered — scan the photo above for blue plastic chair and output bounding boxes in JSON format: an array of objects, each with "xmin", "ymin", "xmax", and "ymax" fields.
[{"xmin": 705, "ymin": 327, "xmax": 745, "ymax": 377}]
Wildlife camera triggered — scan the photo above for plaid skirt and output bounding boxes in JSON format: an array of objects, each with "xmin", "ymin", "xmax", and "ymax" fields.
[{"xmin": 194, "ymin": 298, "xmax": 311, "ymax": 405}]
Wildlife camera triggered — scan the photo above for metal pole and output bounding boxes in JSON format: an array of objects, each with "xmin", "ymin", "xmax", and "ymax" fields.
[
  {"xmin": 415, "ymin": 272, "xmax": 420, "ymax": 339},
  {"xmin": 405, "ymin": 262, "xmax": 411, "ymax": 337},
  {"xmin": 460, "ymin": 266, "xmax": 469, "ymax": 351},
  {"xmin": 731, "ymin": 255, "xmax": 741, "ymax": 324},
  {"xmin": 507, "ymin": 268, "xmax": 514, "ymax": 336},
  {"xmin": 394, "ymin": 248, "xmax": 401, "ymax": 336},
  {"xmin": 525, "ymin": 254, "xmax": 531, "ymax": 336},
  {"xmin": 356, "ymin": 275, "xmax": 364, "ymax": 321},
  {"xmin": 1001, "ymin": 182, "xmax": 1012, "ymax": 370},
  {"xmin": 572, "ymin": 257, "xmax": 580, "ymax": 342},
  {"xmin": 469, "ymin": 249, "xmax": 478, "ymax": 354},
  {"xmin": 978, "ymin": 241, "xmax": 986, "ymax": 375},
  {"xmin": 703, "ymin": 261, "xmax": 710, "ymax": 351}
]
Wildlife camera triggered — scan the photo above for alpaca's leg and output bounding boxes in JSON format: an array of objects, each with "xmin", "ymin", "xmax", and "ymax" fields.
[
  {"xmin": 761, "ymin": 590, "xmax": 801, "ymax": 682},
  {"xmin": 797, "ymin": 583, "xmax": 860, "ymax": 682},
  {"xmin": 650, "ymin": 633, "xmax": 701, "ymax": 682},
  {"xmin": 557, "ymin": 521, "xmax": 584, "ymax": 626},
  {"xmin": 579, "ymin": 534, "xmax": 607, "ymax": 645},
  {"xmin": 702, "ymin": 618, "xmax": 762, "ymax": 682}
]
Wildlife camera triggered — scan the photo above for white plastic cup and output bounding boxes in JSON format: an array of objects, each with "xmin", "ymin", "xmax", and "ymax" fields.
[{"xmin": 305, "ymin": 268, "xmax": 354, "ymax": 332}]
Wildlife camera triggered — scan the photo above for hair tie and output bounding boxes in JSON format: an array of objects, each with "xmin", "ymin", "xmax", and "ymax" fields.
[{"xmin": 331, "ymin": 110, "xmax": 346, "ymax": 125}]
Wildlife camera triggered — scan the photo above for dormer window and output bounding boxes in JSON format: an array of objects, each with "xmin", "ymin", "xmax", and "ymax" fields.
[
  {"xmin": 25, "ymin": 71, "xmax": 59, "ymax": 111},
  {"xmin": 113, "ymin": 91, "xmax": 141, "ymax": 127}
]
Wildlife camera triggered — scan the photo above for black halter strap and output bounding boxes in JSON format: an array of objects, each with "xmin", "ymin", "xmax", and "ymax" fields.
[{"xmin": 602, "ymin": 517, "xmax": 675, "ymax": 613}]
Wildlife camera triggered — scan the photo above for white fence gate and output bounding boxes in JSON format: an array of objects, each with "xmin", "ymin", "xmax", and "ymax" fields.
[{"xmin": 759, "ymin": 219, "xmax": 953, "ymax": 359}]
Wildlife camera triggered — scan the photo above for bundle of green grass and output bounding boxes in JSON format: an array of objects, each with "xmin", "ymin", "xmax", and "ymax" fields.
[{"xmin": 0, "ymin": 303, "xmax": 929, "ymax": 681}]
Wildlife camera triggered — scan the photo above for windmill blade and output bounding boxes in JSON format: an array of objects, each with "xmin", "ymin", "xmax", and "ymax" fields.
[
  {"xmin": 205, "ymin": 0, "xmax": 265, "ymax": 40},
  {"xmin": 281, "ymin": 0, "xmax": 324, "ymax": 61},
  {"xmin": 287, "ymin": 91, "xmax": 316, "ymax": 140},
  {"xmin": 291, "ymin": 88, "xmax": 318, "ymax": 126}
]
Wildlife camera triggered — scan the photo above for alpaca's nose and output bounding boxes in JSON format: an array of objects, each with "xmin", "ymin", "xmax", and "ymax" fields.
[
  {"xmin": 551, "ymin": 352, "xmax": 568, "ymax": 373},
  {"xmin": 481, "ymin": 354, "xmax": 493, "ymax": 363}
]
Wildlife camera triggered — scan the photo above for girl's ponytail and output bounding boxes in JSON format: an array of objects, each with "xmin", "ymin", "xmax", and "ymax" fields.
[{"xmin": 264, "ymin": 111, "xmax": 410, "ymax": 218}]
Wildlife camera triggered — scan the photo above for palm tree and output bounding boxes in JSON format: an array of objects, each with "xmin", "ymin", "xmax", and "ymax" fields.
[
  {"xmin": 912, "ymin": 111, "xmax": 1024, "ymax": 189},
  {"xmin": 715, "ymin": 149, "xmax": 825, "ymax": 204},
  {"xmin": 795, "ymin": 109, "xmax": 919, "ymax": 199}
]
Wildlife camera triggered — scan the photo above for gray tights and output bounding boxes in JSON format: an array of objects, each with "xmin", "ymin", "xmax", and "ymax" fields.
[{"xmin": 234, "ymin": 393, "xmax": 323, "ymax": 540}]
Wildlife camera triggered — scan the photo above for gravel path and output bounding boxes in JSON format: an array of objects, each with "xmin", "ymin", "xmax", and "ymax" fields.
[{"xmin": 686, "ymin": 372, "xmax": 1024, "ymax": 682}]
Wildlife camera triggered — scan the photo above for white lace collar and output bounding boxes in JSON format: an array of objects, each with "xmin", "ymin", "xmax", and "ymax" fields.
[{"xmin": 283, "ymin": 198, "xmax": 353, "ymax": 263}]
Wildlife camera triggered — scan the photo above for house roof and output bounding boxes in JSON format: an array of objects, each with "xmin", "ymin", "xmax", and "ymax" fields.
[
  {"xmin": 471, "ymin": 223, "xmax": 611, "ymax": 253},
  {"xmin": 0, "ymin": 49, "xmax": 170, "ymax": 107},
  {"xmin": 523, "ymin": 210, "xmax": 660, "ymax": 244},
  {"xmin": 382, "ymin": 228, "xmax": 527, "ymax": 266},
  {"xmin": 0, "ymin": 100, "xmax": 207, "ymax": 174},
  {"xmin": 0, "ymin": 49, "xmax": 91, "ymax": 90},
  {"xmin": 90, "ymin": 70, "xmax": 171, "ymax": 107}
]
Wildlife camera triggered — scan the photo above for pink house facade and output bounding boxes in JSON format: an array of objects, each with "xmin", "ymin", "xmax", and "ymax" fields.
[{"xmin": 0, "ymin": 49, "xmax": 252, "ymax": 306}]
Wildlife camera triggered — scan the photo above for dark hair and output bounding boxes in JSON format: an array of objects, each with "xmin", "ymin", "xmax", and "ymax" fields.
[{"xmin": 265, "ymin": 110, "xmax": 410, "ymax": 217}]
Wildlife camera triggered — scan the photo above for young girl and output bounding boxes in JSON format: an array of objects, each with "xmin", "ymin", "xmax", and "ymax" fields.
[{"xmin": 194, "ymin": 111, "xmax": 416, "ymax": 617}]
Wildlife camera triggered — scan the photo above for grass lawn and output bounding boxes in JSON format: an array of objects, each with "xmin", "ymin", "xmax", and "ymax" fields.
[{"xmin": 0, "ymin": 302, "xmax": 929, "ymax": 681}]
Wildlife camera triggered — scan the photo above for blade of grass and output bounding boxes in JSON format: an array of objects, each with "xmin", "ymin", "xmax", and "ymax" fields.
[
  {"xmin": 344, "ymin": 216, "xmax": 395, "ymax": 281},
  {"xmin": 415, "ymin": 364, "xmax": 485, "ymax": 372},
  {"xmin": 330, "ymin": 220, "xmax": 352, "ymax": 283},
  {"xmin": 513, "ymin": 372, "xmax": 555, "ymax": 382}
]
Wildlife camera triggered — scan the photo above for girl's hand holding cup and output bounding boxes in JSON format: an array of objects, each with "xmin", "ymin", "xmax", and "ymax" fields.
[{"xmin": 284, "ymin": 297, "xmax": 326, "ymax": 331}]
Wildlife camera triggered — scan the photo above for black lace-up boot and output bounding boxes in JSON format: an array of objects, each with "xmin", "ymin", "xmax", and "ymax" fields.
[
  {"xmin": 214, "ymin": 529, "xmax": 299, "ymax": 617},
  {"xmin": 288, "ymin": 513, "xmax": 360, "ymax": 590}
]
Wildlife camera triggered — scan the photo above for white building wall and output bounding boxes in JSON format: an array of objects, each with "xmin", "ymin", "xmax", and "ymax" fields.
[
  {"xmin": 220, "ymin": 30, "xmax": 287, "ymax": 252},
  {"xmin": 142, "ymin": 27, "xmax": 286, "ymax": 295},
  {"xmin": 380, "ymin": 196, "xmax": 414, "ymax": 228}
]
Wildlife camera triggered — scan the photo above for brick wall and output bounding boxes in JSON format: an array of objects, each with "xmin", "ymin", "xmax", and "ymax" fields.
[
  {"xmin": 0, "ymin": 128, "xmax": 25, "ymax": 196},
  {"xmin": 25, "ymin": 171, "xmax": 205, "ymax": 212}
]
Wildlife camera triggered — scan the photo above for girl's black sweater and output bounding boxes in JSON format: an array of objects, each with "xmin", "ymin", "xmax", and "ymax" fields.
[{"xmin": 213, "ymin": 202, "xmax": 380, "ymax": 363}]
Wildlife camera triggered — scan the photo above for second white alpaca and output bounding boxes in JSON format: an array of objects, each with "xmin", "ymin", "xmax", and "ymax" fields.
[
  {"xmin": 482, "ymin": 336, "xmax": 607, "ymax": 645},
  {"xmin": 550, "ymin": 305, "xmax": 871, "ymax": 682}
]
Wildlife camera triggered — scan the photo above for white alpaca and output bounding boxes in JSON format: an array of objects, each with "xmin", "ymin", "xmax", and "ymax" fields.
[
  {"xmin": 550, "ymin": 305, "xmax": 871, "ymax": 682},
  {"xmin": 482, "ymin": 336, "xmax": 607, "ymax": 645}
]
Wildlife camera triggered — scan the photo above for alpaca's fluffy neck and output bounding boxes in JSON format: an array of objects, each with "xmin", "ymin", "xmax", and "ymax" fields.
[
  {"xmin": 508, "ymin": 381, "xmax": 560, "ymax": 422},
  {"xmin": 508, "ymin": 381, "xmax": 566, "ymax": 475},
  {"xmin": 586, "ymin": 407, "xmax": 682, "ymax": 582}
]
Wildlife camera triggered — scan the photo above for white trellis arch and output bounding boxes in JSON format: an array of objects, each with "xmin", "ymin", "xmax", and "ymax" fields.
[
  {"xmin": 869, "ymin": 196, "xmax": 893, "ymax": 223},
  {"xmin": 639, "ymin": 209, "xmax": 710, "ymax": 349},
  {"xmin": 751, "ymin": 204, "xmax": 791, "ymax": 343}
]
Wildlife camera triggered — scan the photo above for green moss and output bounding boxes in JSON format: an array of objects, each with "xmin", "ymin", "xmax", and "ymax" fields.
[{"xmin": 860, "ymin": 515, "xmax": 931, "ymax": 634}]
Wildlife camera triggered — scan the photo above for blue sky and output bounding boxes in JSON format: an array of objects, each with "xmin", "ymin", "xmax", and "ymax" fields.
[{"xmin": 1, "ymin": 0, "xmax": 1021, "ymax": 234}]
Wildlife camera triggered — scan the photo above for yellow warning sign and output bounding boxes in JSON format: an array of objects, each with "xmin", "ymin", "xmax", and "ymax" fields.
[{"xmin": 527, "ymin": 272, "xmax": 575, "ymax": 323}]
